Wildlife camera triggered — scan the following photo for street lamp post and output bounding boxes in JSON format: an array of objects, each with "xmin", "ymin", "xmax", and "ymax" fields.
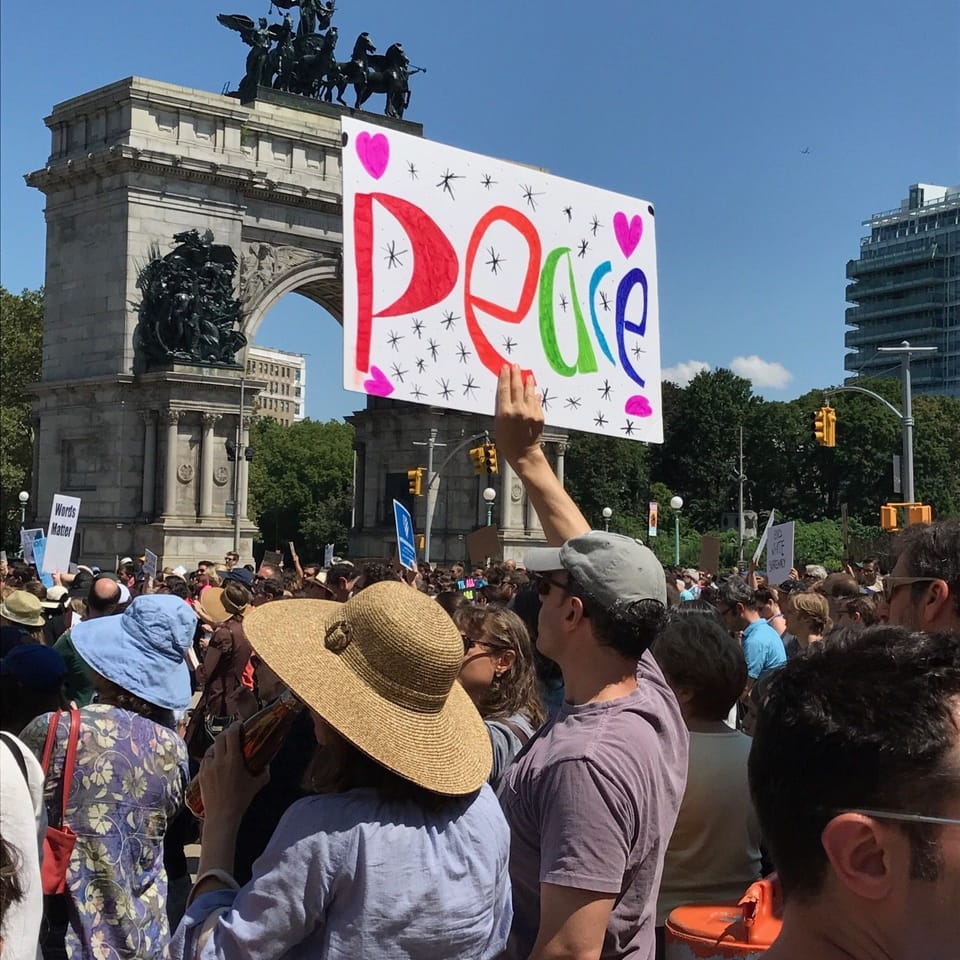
[
  {"xmin": 17, "ymin": 491, "xmax": 29, "ymax": 558},
  {"xmin": 482, "ymin": 487, "xmax": 496, "ymax": 527},
  {"xmin": 669, "ymin": 495, "xmax": 683, "ymax": 567},
  {"xmin": 601, "ymin": 507, "xmax": 612, "ymax": 532}
]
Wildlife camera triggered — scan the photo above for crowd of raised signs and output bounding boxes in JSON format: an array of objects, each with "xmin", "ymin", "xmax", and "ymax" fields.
[{"xmin": 1, "ymin": 396, "xmax": 958, "ymax": 960}]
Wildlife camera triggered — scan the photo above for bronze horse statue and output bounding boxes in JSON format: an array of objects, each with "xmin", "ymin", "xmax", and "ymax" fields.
[{"xmin": 323, "ymin": 33, "xmax": 421, "ymax": 119}]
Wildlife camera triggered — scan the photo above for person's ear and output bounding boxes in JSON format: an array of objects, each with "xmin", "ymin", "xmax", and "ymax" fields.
[
  {"xmin": 566, "ymin": 594, "xmax": 587, "ymax": 629},
  {"xmin": 919, "ymin": 579, "xmax": 952, "ymax": 626},
  {"xmin": 821, "ymin": 814, "xmax": 901, "ymax": 901},
  {"xmin": 494, "ymin": 649, "xmax": 516, "ymax": 676}
]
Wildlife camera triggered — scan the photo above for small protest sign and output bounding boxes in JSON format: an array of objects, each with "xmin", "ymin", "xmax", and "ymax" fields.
[
  {"xmin": 19, "ymin": 528, "xmax": 44, "ymax": 565},
  {"xmin": 751, "ymin": 510, "xmax": 776, "ymax": 565},
  {"xmin": 766, "ymin": 522, "xmax": 795, "ymax": 587},
  {"xmin": 323, "ymin": 543, "xmax": 335, "ymax": 568},
  {"xmin": 699, "ymin": 536, "xmax": 722, "ymax": 575},
  {"xmin": 143, "ymin": 549, "xmax": 159, "ymax": 581},
  {"xmin": 31, "ymin": 537, "xmax": 55, "ymax": 588},
  {"xmin": 392, "ymin": 499, "xmax": 417, "ymax": 572},
  {"xmin": 466, "ymin": 525, "xmax": 500, "ymax": 566},
  {"xmin": 42, "ymin": 496, "xmax": 81, "ymax": 574},
  {"xmin": 648, "ymin": 502, "xmax": 658, "ymax": 539}
]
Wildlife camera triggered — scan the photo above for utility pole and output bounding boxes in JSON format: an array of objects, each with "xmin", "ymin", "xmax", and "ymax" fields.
[
  {"xmin": 734, "ymin": 424, "xmax": 747, "ymax": 566},
  {"xmin": 233, "ymin": 377, "xmax": 245, "ymax": 555},
  {"xmin": 413, "ymin": 426, "xmax": 444, "ymax": 564},
  {"xmin": 876, "ymin": 340, "xmax": 937, "ymax": 504}
]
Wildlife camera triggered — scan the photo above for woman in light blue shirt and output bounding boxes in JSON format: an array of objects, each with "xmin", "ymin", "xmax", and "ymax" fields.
[{"xmin": 172, "ymin": 581, "xmax": 512, "ymax": 960}]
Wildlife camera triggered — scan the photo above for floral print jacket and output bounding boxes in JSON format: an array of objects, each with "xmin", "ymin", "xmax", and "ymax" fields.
[{"xmin": 22, "ymin": 704, "xmax": 189, "ymax": 960}]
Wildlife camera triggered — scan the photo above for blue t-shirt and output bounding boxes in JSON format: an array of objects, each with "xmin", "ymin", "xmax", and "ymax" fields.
[
  {"xmin": 742, "ymin": 618, "xmax": 787, "ymax": 679},
  {"xmin": 172, "ymin": 784, "xmax": 512, "ymax": 960}
]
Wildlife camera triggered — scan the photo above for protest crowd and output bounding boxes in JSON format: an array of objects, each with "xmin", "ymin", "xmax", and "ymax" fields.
[{"xmin": 0, "ymin": 367, "xmax": 958, "ymax": 960}]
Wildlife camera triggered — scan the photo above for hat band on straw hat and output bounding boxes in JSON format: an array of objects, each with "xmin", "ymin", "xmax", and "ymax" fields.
[{"xmin": 324, "ymin": 619, "xmax": 452, "ymax": 715}]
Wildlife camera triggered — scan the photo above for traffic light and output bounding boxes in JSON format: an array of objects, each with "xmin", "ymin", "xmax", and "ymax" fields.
[
  {"xmin": 484, "ymin": 443, "xmax": 499, "ymax": 475},
  {"xmin": 880, "ymin": 505, "xmax": 898, "ymax": 530},
  {"xmin": 813, "ymin": 406, "xmax": 836, "ymax": 447},
  {"xmin": 907, "ymin": 504, "xmax": 932, "ymax": 525},
  {"xmin": 407, "ymin": 467, "xmax": 424, "ymax": 497},
  {"xmin": 469, "ymin": 445, "xmax": 486, "ymax": 475}
]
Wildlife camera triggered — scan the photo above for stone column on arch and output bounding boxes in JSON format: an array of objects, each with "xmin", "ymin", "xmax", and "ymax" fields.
[
  {"xmin": 141, "ymin": 410, "xmax": 157, "ymax": 517},
  {"xmin": 555, "ymin": 441, "xmax": 567, "ymax": 489},
  {"xmin": 162, "ymin": 409, "xmax": 182, "ymax": 518},
  {"xmin": 200, "ymin": 412, "xmax": 222, "ymax": 518},
  {"xmin": 238, "ymin": 416, "xmax": 251, "ymax": 521}
]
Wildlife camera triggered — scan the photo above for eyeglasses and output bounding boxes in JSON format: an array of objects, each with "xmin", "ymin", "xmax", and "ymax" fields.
[
  {"xmin": 533, "ymin": 573, "xmax": 570, "ymax": 597},
  {"xmin": 462, "ymin": 635, "xmax": 508, "ymax": 654},
  {"xmin": 845, "ymin": 808, "xmax": 960, "ymax": 828},
  {"xmin": 881, "ymin": 576, "xmax": 939, "ymax": 604}
]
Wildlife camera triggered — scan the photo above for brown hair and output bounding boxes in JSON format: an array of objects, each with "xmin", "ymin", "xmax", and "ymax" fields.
[
  {"xmin": 92, "ymin": 675, "xmax": 175, "ymax": 727},
  {"xmin": 453, "ymin": 604, "xmax": 545, "ymax": 728},
  {"xmin": 223, "ymin": 579, "xmax": 251, "ymax": 615}
]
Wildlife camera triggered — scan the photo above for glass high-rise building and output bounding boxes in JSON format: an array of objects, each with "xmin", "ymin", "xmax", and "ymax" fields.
[{"xmin": 845, "ymin": 183, "xmax": 960, "ymax": 398}]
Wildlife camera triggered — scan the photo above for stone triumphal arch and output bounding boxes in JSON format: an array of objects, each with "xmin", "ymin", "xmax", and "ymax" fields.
[{"xmin": 28, "ymin": 78, "xmax": 563, "ymax": 567}]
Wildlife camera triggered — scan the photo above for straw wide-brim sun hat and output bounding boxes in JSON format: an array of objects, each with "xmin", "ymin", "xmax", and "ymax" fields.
[{"xmin": 242, "ymin": 580, "xmax": 492, "ymax": 796}]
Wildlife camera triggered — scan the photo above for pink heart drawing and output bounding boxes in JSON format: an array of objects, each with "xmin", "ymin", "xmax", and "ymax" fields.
[
  {"xmin": 362, "ymin": 365, "xmax": 394, "ymax": 397},
  {"xmin": 356, "ymin": 131, "xmax": 390, "ymax": 179},
  {"xmin": 613, "ymin": 212, "xmax": 643, "ymax": 258},
  {"xmin": 624, "ymin": 395, "xmax": 653, "ymax": 418}
]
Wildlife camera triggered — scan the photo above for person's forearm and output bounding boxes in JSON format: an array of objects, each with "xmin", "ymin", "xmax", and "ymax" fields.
[
  {"xmin": 512, "ymin": 447, "xmax": 590, "ymax": 546},
  {"xmin": 193, "ymin": 819, "xmax": 241, "ymax": 899}
]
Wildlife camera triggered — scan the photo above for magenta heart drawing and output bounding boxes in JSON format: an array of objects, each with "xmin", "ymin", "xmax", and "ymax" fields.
[
  {"xmin": 613, "ymin": 212, "xmax": 643, "ymax": 258},
  {"xmin": 362, "ymin": 365, "xmax": 394, "ymax": 397},
  {"xmin": 624, "ymin": 395, "xmax": 653, "ymax": 418},
  {"xmin": 356, "ymin": 131, "xmax": 390, "ymax": 179}
]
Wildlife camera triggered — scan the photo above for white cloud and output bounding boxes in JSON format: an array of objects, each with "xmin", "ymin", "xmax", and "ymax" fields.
[
  {"xmin": 729, "ymin": 355, "xmax": 793, "ymax": 389},
  {"xmin": 661, "ymin": 360, "xmax": 710, "ymax": 387}
]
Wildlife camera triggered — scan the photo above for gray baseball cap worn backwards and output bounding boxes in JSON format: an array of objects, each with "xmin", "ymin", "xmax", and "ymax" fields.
[{"xmin": 525, "ymin": 531, "xmax": 667, "ymax": 608}]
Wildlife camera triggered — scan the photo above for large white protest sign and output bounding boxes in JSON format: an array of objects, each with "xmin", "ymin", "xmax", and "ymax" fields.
[
  {"xmin": 41, "ymin": 495, "xmax": 81, "ymax": 574},
  {"xmin": 341, "ymin": 117, "xmax": 662, "ymax": 442},
  {"xmin": 766, "ymin": 521, "xmax": 795, "ymax": 587}
]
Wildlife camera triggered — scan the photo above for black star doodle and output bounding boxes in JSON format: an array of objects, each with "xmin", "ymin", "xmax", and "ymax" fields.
[
  {"xmin": 390, "ymin": 363, "xmax": 408, "ymax": 383},
  {"xmin": 428, "ymin": 338, "xmax": 440, "ymax": 361},
  {"xmin": 562, "ymin": 206, "xmax": 573, "ymax": 221},
  {"xmin": 441, "ymin": 310, "xmax": 458, "ymax": 331},
  {"xmin": 462, "ymin": 375, "xmax": 479, "ymax": 397},
  {"xmin": 621, "ymin": 420, "xmax": 636, "ymax": 436},
  {"xmin": 456, "ymin": 341, "xmax": 472, "ymax": 364},
  {"xmin": 502, "ymin": 336, "xmax": 516, "ymax": 355},
  {"xmin": 631, "ymin": 343, "xmax": 646, "ymax": 360},
  {"xmin": 521, "ymin": 184, "xmax": 542, "ymax": 211},
  {"xmin": 590, "ymin": 215, "xmax": 602, "ymax": 236},
  {"xmin": 559, "ymin": 293, "xmax": 568, "ymax": 312},
  {"xmin": 411, "ymin": 317, "xmax": 424, "ymax": 338},
  {"xmin": 387, "ymin": 330, "xmax": 403, "ymax": 350},
  {"xmin": 437, "ymin": 378, "xmax": 453, "ymax": 400},
  {"xmin": 383, "ymin": 240, "xmax": 406, "ymax": 269},
  {"xmin": 411, "ymin": 384, "xmax": 426, "ymax": 400},
  {"xmin": 407, "ymin": 161, "xmax": 418, "ymax": 179},
  {"xmin": 437, "ymin": 169, "xmax": 463, "ymax": 199},
  {"xmin": 564, "ymin": 397, "xmax": 582, "ymax": 410},
  {"xmin": 598, "ymin": 379, "xmax": 613, "ymax": 400},
  {"xmin": 415, "ymin": 357, "xmax": 426, "ymax": 373},
  {"xmin": 486, "ymin": 246, "xmax": 505, "ymax": 274},
  {"xmin": 481, "ymin": 173, "xmax": 496, "ymax": 189},
  {"xmin": 539, "ymin": 387, "xmax": 553, "ymax": 411},
  {"xmin": 594, "ymin": 412, "xmax": 608, "ymax": 428},
  {"xmin": 599, "ymin": 291, "xmax": 611, "ymax": 312},
  {"xmin": 577, "ymin": 239, "xmax": 589, "ymax": 259}
]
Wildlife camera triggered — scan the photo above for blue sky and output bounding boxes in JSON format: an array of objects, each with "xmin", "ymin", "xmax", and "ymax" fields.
[{"xmin": 2, "ymin": 0, "xmax": 957, "ymax": 421}]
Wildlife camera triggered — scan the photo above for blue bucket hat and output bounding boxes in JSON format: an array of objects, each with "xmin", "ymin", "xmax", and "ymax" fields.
[{"xmin": 70, "ymin": 595, "xmax": 196, "ymax": 711}]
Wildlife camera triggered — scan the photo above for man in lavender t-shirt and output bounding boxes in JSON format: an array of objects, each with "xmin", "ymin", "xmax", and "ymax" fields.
[{"xmin": 494, "ymin": 356, "xmax": 687, "ymax": 960}]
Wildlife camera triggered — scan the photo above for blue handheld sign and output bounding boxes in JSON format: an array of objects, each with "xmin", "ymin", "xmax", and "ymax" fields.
[{"xmin": 392, "ymin": 499, "xmax": 417, "ymax": 571}]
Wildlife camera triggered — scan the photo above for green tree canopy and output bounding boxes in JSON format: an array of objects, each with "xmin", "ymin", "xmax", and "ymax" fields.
[
  {"xmin": 1, "ymin": 287, "xmax": 44, "ymax": 550},
  {"xmin": 246, "ymin": 417, "xmax": 354, "ymax": 559}
]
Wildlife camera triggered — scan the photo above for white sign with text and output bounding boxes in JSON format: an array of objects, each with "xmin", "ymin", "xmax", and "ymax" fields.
[
  {"xmin": 41, "ymin": 495, "xmax": 81, "ymax": 574},
  {"xmin": 766, "ymin": 521, "xmax": 795, "ymax": 587}
]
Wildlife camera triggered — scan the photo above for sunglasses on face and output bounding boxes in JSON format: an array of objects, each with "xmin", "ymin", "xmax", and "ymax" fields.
[
  {"xmin": 533, "ymin": 573, "xmax": 570, "ymax": 597},
  {"xmin": 881, "ymin": 576, "xmax": 939, "ymax": 604}
]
